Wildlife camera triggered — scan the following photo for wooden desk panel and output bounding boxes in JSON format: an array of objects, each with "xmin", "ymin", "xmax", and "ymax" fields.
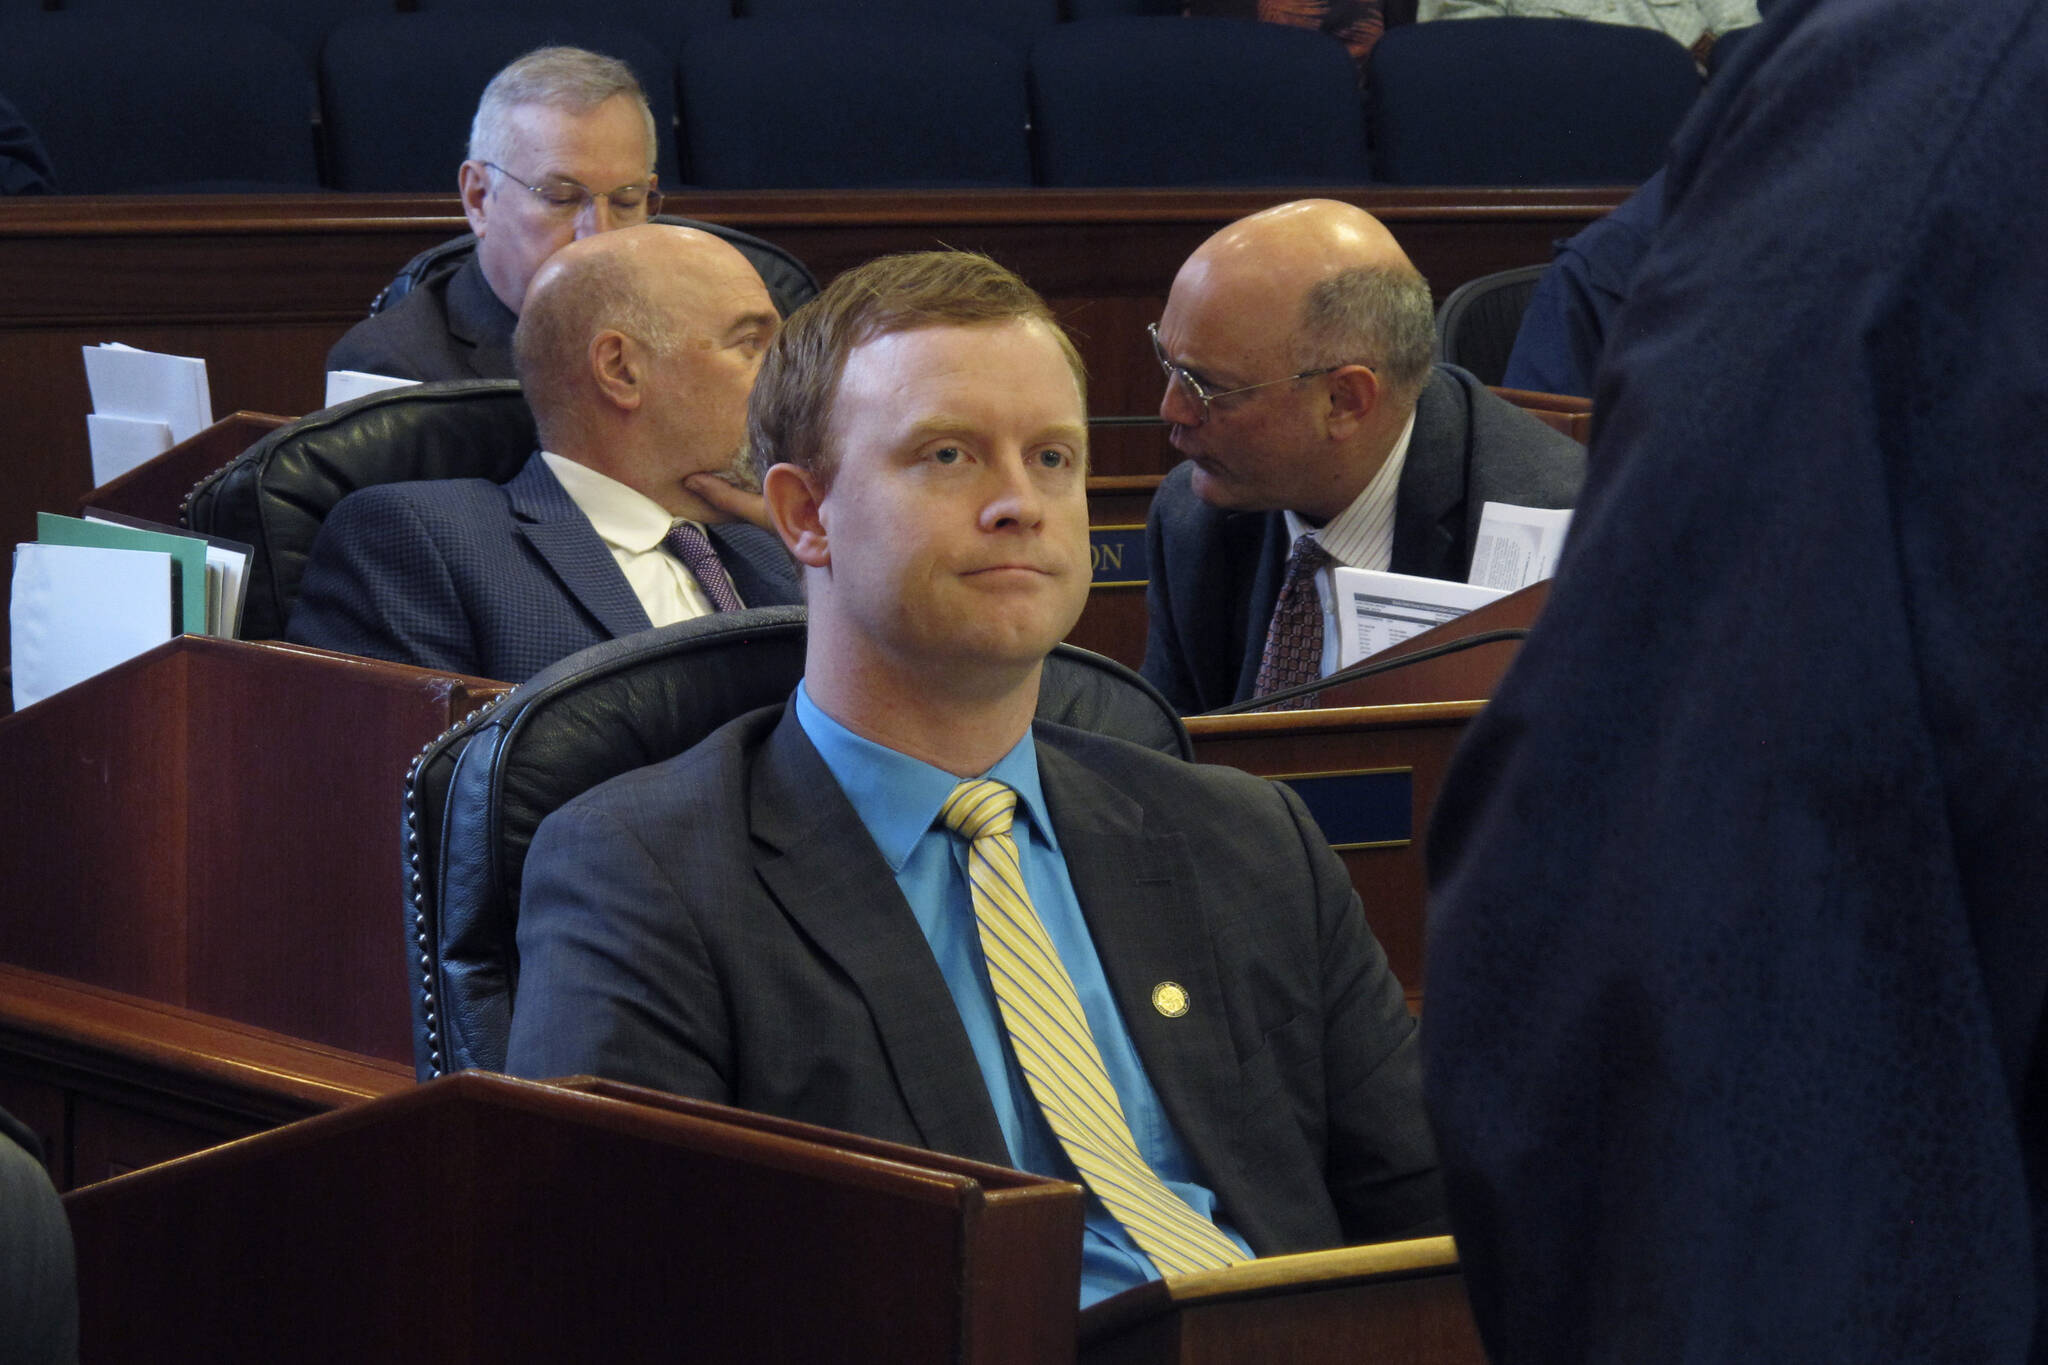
[
  {"xmin": 0, "ymin": 962, "xmax": 409, "ymax": 1192},
  {"xmin": 1187, "ymin": 702, "xmax": 1485, "ymax": 1002},
  {"xmin": 0, "ymin": 637, "xmax": 509, "ymax": 1064}
]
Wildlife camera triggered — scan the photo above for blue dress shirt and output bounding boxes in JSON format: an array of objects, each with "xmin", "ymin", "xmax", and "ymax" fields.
[{"xmin": 794, "ymin": 684, "xmax": 1250, "ymax": 1307}]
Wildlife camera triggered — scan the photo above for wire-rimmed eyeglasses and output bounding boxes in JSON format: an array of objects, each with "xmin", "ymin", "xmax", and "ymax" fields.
[
  {"xmin": 1148, "ymin": 322, "xmax": 1362, "ymax": 422},
  {"xmin": 480, "ymin": 160, "xmax": 662, "ymax": 221}
]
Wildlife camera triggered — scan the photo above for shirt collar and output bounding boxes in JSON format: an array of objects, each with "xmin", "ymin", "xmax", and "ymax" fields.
[
  {"xmin": 540, "ymin": 450, "xmax": 681, "ymax": 554},
  {"xmin": 794, "ymin": 682, "xmax": 1055, "ymax": 872},
  {"xmin": 1283, "ymin": 407, "xmax": 1417, "ymax": 571}
]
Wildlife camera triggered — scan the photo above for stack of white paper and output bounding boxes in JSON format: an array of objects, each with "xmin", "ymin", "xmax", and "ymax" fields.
[
  {"xmin": 323, "ymin": 369, "xmax": 420, "ymax": 409},
  {"xmin": 1468, "ymin": 501, "xmax": 1574, "ymax": 591},
  {"xmin": 81, "ymin": 342, "xmax": 213, "ymax": 486},
  {"xmin": 10, "ymin": 542, "xmax": 173, "ymax": 711}
]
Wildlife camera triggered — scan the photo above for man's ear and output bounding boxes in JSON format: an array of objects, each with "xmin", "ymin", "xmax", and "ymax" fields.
[
  {"xmin": 1322, "ymin": 363, "xmax": 1384, "ymax": 440},
  {"xmin": 762, "ymin": 462, "xmax": 830, "ymax": 568},
  {"xmin": 458, "ymin": 160, "xmax": 491, "ymax": 235},
  {"xmin": 589, "ymin": 330, "xmax": 643, "ymax": 412}
]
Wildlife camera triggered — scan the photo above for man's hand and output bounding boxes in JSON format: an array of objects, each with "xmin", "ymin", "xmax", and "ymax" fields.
[{"xmin": 685, "ymin": 472, "xmax": 773, "ymax": 531}]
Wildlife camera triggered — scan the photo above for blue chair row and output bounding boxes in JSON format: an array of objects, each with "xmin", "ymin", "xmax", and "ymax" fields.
[
  {"xmin": 25, "ymin": 0, "xmax": 1186, "ymax": 65},
  {"xmin": 0, "ymin": 12, "xmax": 1699, "ymax": 193}
]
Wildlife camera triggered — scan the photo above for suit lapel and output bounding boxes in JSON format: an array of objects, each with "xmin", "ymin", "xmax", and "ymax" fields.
[
  {"xmin": 707, "ymin": 522, "xmax": 800, "ymax": 608},
  {"xmin": 1233, "ymin": 511, "xmax": 1294, "ymax": 703},
  {"xmin": 506, "ymin": 454, "xmax": 653, "ymax": 640},
  {"xmin": 1391, "ymin": 366, "xmax": 1470, "ymax": 580},
  {"xmin": 444, "ymin": 255, "xmax": 517, "ymax": 379},
  {"xmin": 749, "ymin": 710, "xmax": 1012, "ymax": 1165},
  {"xmin": 1036, "ymin": 735, "xmax": 1250, "ymax": 1203}
]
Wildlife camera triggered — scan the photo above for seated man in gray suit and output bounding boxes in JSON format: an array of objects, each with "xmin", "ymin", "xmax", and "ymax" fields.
[
  {"xmin": 1142, "ymin": 199, "xmax": 1588, "ymax": 714},
  {"xmin": 505, "ymin": 251, "xmax": 1445, "ymax": 1307},
  {"xmin": 326, "ymin": 46, "xmax": 661, "ymax": 382},
  {"xmin": 288, "ymin": 223, "xmax": 799, "ymax": 683}
]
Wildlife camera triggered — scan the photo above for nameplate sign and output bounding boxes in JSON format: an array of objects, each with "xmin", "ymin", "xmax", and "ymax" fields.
[
  {"xmin": 1273, "ymin": 768, "xmax": 1413, "ymax": 850},
  {"xmin": 1089, "ymin": 525, "xmax": 1147, "ymax": 587}
]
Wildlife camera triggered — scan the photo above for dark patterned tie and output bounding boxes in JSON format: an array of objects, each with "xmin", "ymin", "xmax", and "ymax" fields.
[
  {"xmin": 1252, "ymin": 533, "xmax": 1333, "ymax": 710},
  {"xmin": 661, "ymin": 521, "xmax": 745, "ymax": 613}
]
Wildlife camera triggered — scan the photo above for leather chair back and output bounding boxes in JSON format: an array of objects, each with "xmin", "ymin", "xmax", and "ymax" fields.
[
  {"xmin": 403, "ymin": 606, "xmax": 1191, "ymax": 1078},
  {"xmin": 1435, "ymin": 264, "xmax": 1548, "ymax": 387},
  {"xmin": 182, "ymin": 381, "xmax": 535, "ymax": 641}
]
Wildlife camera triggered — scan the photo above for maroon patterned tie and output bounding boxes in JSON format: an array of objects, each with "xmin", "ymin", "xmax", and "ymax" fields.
[
  {"xmin": 661, "ymin": 521, "xmax": 745, "ymax": 613},
  {"xmin": 1252, "ymin": 534, "xmax": 1333, "ymax": 710}
]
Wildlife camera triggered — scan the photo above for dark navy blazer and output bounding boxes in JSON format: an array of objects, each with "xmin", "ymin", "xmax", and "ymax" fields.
[
  {"xmin": 286, "ymin": 451, "xmax": 800, "ymax": 683},
  {"xmin": 326, "ymin": 253, "xmax": 516, "ymax": 382},
  {"xmin": 1424, "ymin": 0, "xmax": 2048, "ymax": 1359}
]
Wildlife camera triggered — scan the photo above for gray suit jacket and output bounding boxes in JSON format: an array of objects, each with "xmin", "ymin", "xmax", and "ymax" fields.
[
  {"xmin": 507, "ymin": 704, "xmax": 1445, "ymax": 1254},
  {"xmin": 1141, "ymin": 363, "xmax": 1587, "ymax": 714},
  {"xmin": 286, "ymin": 451, "xmax": 800, "ymax": 683},
  {"xmin": 326, "ymin": 254, "xmax": 516, "ymax": 382}
]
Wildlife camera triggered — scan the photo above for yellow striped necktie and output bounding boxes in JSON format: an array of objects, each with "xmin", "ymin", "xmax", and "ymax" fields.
[{"xmin": 940, "ymin": 778, "xmax": 1244, "ymax": 1276}]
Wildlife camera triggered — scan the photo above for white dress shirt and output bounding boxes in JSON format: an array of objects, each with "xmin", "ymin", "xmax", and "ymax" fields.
[
  {"xmin": 1280, "ymin": 409, "xmax": 1417, "ymax": 681},
  {"xmin": 540, "ymin": 452, "xmax": 716, "ymax": 627}
]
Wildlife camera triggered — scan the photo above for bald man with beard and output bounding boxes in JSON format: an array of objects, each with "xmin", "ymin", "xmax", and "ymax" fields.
[{"xmin": 1140, "ymin": 199, "xmax": 1587, "ymax": 714}]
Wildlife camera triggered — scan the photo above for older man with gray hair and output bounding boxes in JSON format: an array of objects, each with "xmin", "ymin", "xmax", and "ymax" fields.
[
  {"xmin": 327, "ymin": 46, "xmax": 664, "ymax": 381},
  {"xmin": 1141, "ymin": 198, "xmax": 1588, "ymax": 714}
]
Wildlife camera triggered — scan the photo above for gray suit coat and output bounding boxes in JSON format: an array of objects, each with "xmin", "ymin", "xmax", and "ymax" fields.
[
  {"xmin": 326, "ymin": 254, "xmax": 516, "ymax": 383},
  {"xmin": 506, "ymin": 704, "xmax": 1445, "ymax": 1255},
  {"xmin": 1141, "ymin": 363, "xmax": 1587, "ymax": 714},
  {"xmin": 286, "ymin": 451, "xmax": 800, "ymax": 683}
]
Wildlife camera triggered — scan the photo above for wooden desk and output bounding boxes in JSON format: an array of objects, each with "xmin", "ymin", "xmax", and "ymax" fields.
[
  {"xmin": 0, "ymin": 636, "xmax": 508, "ymax": 1068},
  {"xmin": 65, "ymin": 1070, "xmax": 1085, "ymax": 1364}
]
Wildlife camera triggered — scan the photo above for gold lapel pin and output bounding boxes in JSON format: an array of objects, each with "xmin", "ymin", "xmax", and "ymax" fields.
[{"xmin": 1152, "ymin": 982, "xmax": 1190, "ymax": 1018}]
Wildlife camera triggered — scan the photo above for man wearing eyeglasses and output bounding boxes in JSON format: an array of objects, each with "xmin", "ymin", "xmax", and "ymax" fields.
[
  {"xmin": 327, "ymin": 47, "xmax": 665, "ymax": 383},
  {"xmin": 1140, "ymin": 199, "xmax": 1587, "ymax": 714}
]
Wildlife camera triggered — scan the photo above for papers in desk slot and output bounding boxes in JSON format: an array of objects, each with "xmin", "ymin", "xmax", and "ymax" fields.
[
  {"xmin": 10, "ymin": 542, "xmax": 173, "ymax": 712},
  {"xmin": 1333, "ymin": 568, "xmax": 1508, "ymax": 669},
  {"xmin": 323, "ymin": 370, "xmax": 420, "ymax": 409},
  {"xmin": 82, "ymin": 342, "xmax": 213, "ymax": 484},
  {"xmin": 1468, "ymin": 501, "xmax": 1574, "ymax": 592},
  {"xmin": 82, "ymin": 508, "xmax": 252, "ymax": 641}
]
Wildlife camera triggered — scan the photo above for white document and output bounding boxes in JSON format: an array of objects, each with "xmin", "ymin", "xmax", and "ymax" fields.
[
  {"xmin": 1332, "ymin": 566, "xmax": 1507, "ymax": 668},
  {"xmin": 83, "ymin": 511, "xmax": 251, "ymax": 639},
  {"xmin": 323, "ymin": 370, "xmax": 420, "ymax": 408},
  {"xmin": 10, "ymin": 541, "xmax": 174, "ymax": 711},
  {"xmin": 85, "ymin": 412, "xmax": 176, "ymax": 486},
  {"xmin": 1467, "ymin": 501, "xmax": 1575, "ymax": 591},
  {"xmin": 82, "ymin": 342, "xmax": 212, "ymax": 446}
]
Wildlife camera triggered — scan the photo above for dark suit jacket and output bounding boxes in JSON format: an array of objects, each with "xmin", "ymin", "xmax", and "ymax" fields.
[
  {"xmin": 1423, "ymin": 0, "xmax": 2048, "ymax": 1360},
  {"xmin": 326, "ymin": 254, "xmax": 516, "ymax": 382},
  {"xmin": 507, "ymin": 704, "xmax": 1445, "ymax": 1254},
  {"xmin": 1141, "ymin": 363, "xmax": 1586, "ymax": 713},
  {"xmin": 1501, "ymin": 168, "xmax": 1666, "ymax": 401},
  {"xmin": 285, "ymin": 451, "xmax": 800, "ymax": 683}
]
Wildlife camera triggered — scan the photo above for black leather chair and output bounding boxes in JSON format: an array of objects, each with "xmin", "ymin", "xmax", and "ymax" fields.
[
  {"xmin": 1434, "ymin": 263, "xmax": 1548, "ymax": 386},
  {"xmin": 402, "ymin": 605, "xmax": 1192, "ymax": 1079},
  {"xmin": 367, "ymin": 213, "xmax": 821, "ymax": 320},
  {"xmin": 181, "ymin": 380, "xmax": 534, "ymax": 642}
]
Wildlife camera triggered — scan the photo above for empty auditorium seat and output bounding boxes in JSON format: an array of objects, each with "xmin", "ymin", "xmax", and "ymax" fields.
[
  {"xmin": 1366, "ymin": 17, "xmax": 1700, "ymax": 185},
  {"xmin": 0, "ymin": 15, "xmax": 320, "ymax": 192},
  {"xmin": 676, "ymin": 21, "xmax": 1032, "ymax": 188},
  {"xmin": 320, "ymin": 11, "xmax": 680, "ymax": 191},
  {"xmin": 737, "ymin": 0, "xmax": 1056, "ymax": 42},
  {"xmin": 1029, "ymin": 18, "xmax": 1371, "ymax": 187},
  {"xmin": 43, "ymin": 0, "xmax": 399, "ymax": 69},
  {"xmin": 421, "ymin": 0, "xmax": 735, "ymax": 57}
]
